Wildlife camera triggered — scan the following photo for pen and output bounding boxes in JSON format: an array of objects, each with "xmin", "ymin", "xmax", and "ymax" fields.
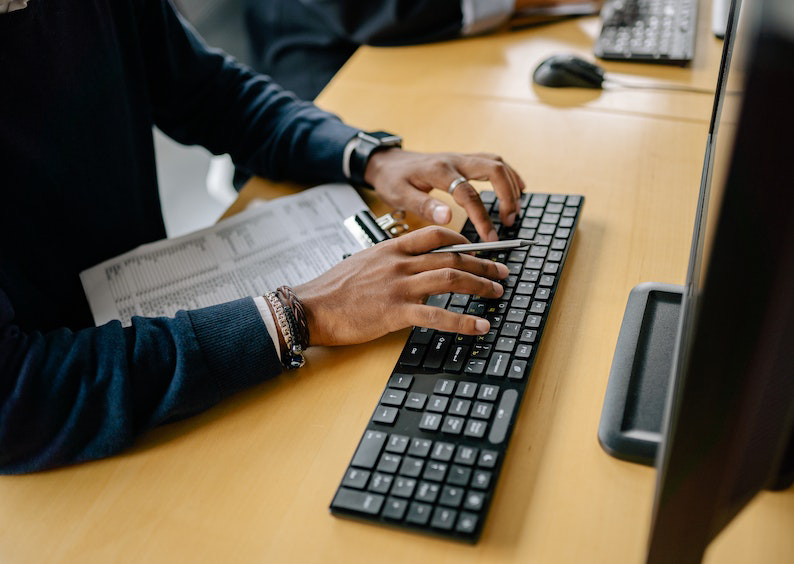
[{"xmin": 430, "ymin": 239, "xmax": 536, "ymax": 253}]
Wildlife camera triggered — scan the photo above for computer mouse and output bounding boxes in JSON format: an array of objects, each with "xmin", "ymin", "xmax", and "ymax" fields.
[{"xmin": 532, "ymin": 54, "xmax": 606, "ymax": 89}]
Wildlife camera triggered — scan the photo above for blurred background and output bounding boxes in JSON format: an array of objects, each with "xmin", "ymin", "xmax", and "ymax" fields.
[{"xmin": 155, "ymin": 0, "xmax": 249, "ymax": 237}]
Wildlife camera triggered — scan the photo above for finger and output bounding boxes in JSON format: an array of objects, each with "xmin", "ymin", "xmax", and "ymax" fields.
[
  {"xmin": 411, "ymin": 250, "xmax": 510, "ymax": 280},
  {"xmin": 408, "ymin": 268, "xmax": 505, "ymax": 301},
  {"xmin": 459, "ymin": 154, "xmax": 524, "ymax": 227},
  {"xmin": 395, "ymin": 225, "xmax": 469, "ymax": 255},
  {"xmin": 405, "ymin": 304, "xmax": 491, "ymax": 335},
  {"xmin": 387, "ymin": 179, "xmax": 453, "ymax": 226},
  {"xmin": 449, "ymin": 179, "xmax": 498, "ymax": 242}
]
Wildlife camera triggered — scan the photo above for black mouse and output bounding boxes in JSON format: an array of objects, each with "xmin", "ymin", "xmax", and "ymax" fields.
[{"xmin": 533, "ymin": 54, "xmax": 606, "ymax": 89}]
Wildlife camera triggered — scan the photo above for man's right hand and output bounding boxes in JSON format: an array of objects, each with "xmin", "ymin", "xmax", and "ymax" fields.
[{"xmin": 294, "ymin": 226, "xmax": 509, "ymax": 347}]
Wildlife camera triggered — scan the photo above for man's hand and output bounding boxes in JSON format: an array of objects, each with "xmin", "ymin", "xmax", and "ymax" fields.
[
  {"xmin": 294, "ymin": 226, "xmax": 509, "ymax": 346},
  {"xmin": 365, "ymin": 150, "xmax": 525, "ymax": 243}
]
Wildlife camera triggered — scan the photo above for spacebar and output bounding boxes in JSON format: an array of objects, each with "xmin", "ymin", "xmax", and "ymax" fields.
[{"xmin": 488, "ymin": 389, "xmax": 518, "ymax": 444}]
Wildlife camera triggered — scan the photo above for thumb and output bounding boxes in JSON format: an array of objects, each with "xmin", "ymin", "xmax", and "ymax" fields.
[{"xmin": 397, "ymin": 183, "xmax": 452, "ymax": 225}]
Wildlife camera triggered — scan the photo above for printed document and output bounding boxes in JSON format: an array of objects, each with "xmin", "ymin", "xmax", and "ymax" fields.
[{"xmin": 80, "ymin": 184, "xmax": 368, "ymax": 326}]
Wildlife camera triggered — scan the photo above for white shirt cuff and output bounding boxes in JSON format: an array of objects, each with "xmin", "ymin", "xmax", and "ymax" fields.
[
  {"xmin": 253, "ymin": 295, "xmax": 282, "ymax": 361},
  {"xmin": 342, "ymin": 135, "xmax": 358, "ymax": 181},
  {"xmin": 460, "ymin": 0, "xmax": 514, "ymax": 35}
]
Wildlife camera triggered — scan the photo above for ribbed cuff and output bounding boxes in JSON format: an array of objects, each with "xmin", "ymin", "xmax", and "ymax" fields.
[{"xmin": 187, "ymin": 297, "xmax": 283, "ymax": 398}]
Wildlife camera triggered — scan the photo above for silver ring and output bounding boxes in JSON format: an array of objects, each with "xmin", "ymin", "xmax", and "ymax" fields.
[{"xmin": 448, "ymin": 176, "xmax": 467, "ymax": 195}]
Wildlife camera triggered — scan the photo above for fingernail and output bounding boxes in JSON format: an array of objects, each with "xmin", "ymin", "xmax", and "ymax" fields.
[
  {"xmin": 495, "ymin": 263, "xmax": 509, "ymax": 278},
  {"xmin": 506, "ymin": 212, "xmax": 516, "ymax": 226},
  {"xmin": 492, "ymin": 281, "xmax": 504, "ymax": 295},
  {"xmin": 486, "ymin": 229, "xmax": 498, "ymax": 242},
  {"xmin": 474, "ymin": 318, "xmax": 490, "ymax": 334},
  {"xmin": 432, "ymin": 204, "xmax": 450, "ymax": 224}
]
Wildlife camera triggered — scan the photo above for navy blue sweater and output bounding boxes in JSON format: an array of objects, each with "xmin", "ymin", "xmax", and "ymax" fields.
[{"xmin": 0, "ymin": 0, "xmax": 358, "ymax": 473}]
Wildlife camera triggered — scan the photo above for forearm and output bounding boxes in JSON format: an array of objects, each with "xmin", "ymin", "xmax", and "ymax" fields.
[
  {"xmin": 143, "ymin": 0, "xmax": 357, "ymax": 183},
  {"xmin": 0, "ymin": 295, "xmax": 280, "ymax": 474}
]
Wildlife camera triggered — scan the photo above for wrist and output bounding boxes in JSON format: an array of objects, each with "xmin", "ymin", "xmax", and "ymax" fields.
[
  {"xmin": 262, "ymin": 286, "xmax": 310, "ymax": 370},
  {"xmin": 347, "ymin": 130, "xmax": 402, "ymax": 189}
]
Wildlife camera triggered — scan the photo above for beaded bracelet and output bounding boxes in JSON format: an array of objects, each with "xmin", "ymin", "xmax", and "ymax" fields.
[
  {"xmin": 263, "ymin": 291, "xmax": 305, "ymax": 369},
  {"xmin": 276, "ymin": 285, "xmax": 310, "ymax": 350}
]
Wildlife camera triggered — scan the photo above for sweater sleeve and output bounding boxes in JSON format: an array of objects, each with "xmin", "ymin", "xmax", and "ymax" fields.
[
  {"xmin": 295, "ymin": 0, "xmax": 465, "ymax": 46},
  {"xmin": 140, "ymin": 0, "xmax": 359, "ymax": 183},
  {"xmin": 0, "ymin": 290, "xmax": 282, "ymax": 474}
]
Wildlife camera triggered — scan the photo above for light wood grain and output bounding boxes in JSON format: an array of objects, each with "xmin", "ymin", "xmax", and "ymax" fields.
[{"xmin": 2, "ymin": 4, "xmax": 792, "ymax": 563}]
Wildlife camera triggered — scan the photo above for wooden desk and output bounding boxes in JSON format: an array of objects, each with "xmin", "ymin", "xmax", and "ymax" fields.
[{"xmin": 1, "ymin": 6, "xmax": 792, "ymax": 563}]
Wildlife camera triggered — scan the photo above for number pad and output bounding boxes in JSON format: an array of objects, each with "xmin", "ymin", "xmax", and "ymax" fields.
[{"xmin": 332, "ymin": 430, "xmax": 500, "ymax": 536}]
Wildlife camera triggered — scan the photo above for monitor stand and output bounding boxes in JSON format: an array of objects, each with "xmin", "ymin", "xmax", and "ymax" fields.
[{"xmin": 598, "ymin": 282, "xmax": 683, "ymax": 466}]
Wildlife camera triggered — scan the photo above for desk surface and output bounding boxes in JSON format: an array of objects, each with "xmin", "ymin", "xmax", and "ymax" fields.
[{"xmin": 2, "ymin": 8, "xmax": 793, "ymax": 564}]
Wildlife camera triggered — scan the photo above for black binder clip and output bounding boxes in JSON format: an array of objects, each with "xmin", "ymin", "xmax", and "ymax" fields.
[{"xmin": 343, "ymin": 209, "xmax": 410, "ymax": 249}]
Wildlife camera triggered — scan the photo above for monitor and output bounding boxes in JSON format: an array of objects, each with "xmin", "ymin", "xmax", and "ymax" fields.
[{"xmin": 598, "ymin": 0, "xmax": 794, "ymax": 561}]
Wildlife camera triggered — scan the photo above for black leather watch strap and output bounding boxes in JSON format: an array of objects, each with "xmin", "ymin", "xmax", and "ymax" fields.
[{"xmin": 348, "ymin": 131, "xmax": 402, "ymax": 189}]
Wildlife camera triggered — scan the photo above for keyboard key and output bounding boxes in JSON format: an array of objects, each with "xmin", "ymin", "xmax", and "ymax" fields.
[
  {"xmin": 377, "ymin": 453, "xmax": 402, "ymax": 473},
  {"xmin": 351, "ymin": 430, "xmax": 387, "ymax": 468},
  {"xmin": 341, "ymin": 468, "xmax": 370, "ymax": 489},
  {"xmin": 464, "ymin": 420, "xmax": 487, "ymax": 439},
  {"xmin": 406, "ymin": 502, "xmax": 432, "ymax": 525},
  {"xmin": 449, "ymin": 398, "xmax": 471, "ymax": 416},
  {"xmin": 427, "ymin": 395, "xmax": 449, "ymax": 413},
  {"xmin": 410, "ymin": 327, "xmax": 434, "ymax": 345},
  {"xmin": 431, "ymin": 507, "xmax": 457, "ymax": 531},
  {"xmin": 415, "ymin": 481, "xmax": 440, "ymax": 503},
  {"xmin": 399, "ymin": 457, "xmax": 424, "ymax": 478},
  {"xmin": 405, "ymin": 392, "xmax": 427, "ymax": 410},
  {"xmin": 447, "ymin": 465, "xmax": 472, "ymax": 486},
  {"xmin": 439, "ymin": 486, "xmax": 464, "ymax": 508},
  {"xmin": 380, "ymin": 389, "xmax": 406, "ymax": 407},
  {"xmin": 471, "ymin": 402, "xmax": 493, "ymax": 419},
  {"xmin": 464, "ymin": 359, "xmax": 487, "ymax": 375},
  {"xmin": 455, "ymin": 446, "xmax": 479, "ymax": 465},
  {"xmin": 472, "ymin": 470, "xmax": 492, "ymax": 489},
  {"xmin": 368, "ymin": 472, "xmax": 393, "ymax": 493},
  {"xmin": 464, "ymin": 491, "xmax": 485, "ymax": 511},
  {"xmin": 372, "ymin": 406, "xmax": 399, "ymax": 424},
  {"xmin": 399, "ymin": 344, "xmax": 426, "ymax": 367},
  {"xmin": 382, "ymin": 497, "xmax": 408, "ymax": 520},
  {"xmin": 431, "ymin": 442, "xmax": 455, "ymax": 461},
  {"xmin": 488, "ymin": 389, "xmax": 517, "ymax": 444},
  {"xmin": 391, "ymin": 477, "xmax": 417, "ymax": 498},
  {"xmin": 508, "ymin": 360, "xmax": 528, "ymax": 381},
  {"xmin": 407, "ymin": 438, "xmax": 432, "ymax": 457},
  {"xmin": 386, "ymin": 434, "xmax": 409, "ymax": 453},
  {"xmin": 478, "ymin": 450, "xmax": 498, "ymax": 468},
  {"xmin": 456, "ymin": 512, "xmax": 479, "ymax": 534},
  {"xmin": 423, "ymin": 462, "xmax": 448, "ymax": 482},
  {"xmin": 442, "ymin": 416, "xmax": 465, "ymax": 435},
  {"xmin": 486, "ymin": 352, "xmax": 509, "ymax": 378},
  {"xmin": 477, "ymin": 385, "xmax": 499, "ymax": 401},
  {"xmin": 443, "ymin": 345, "xmax": 469, "ymax": 372},
  {"xmin": 434, "ymin": 379, "xmax": 455, "ymax": 395},
  {"xmin": 388, "ymin": 373, "xmax": 413, "ymax": 389},
  {"xmin": 419, "ymin": 413, "xmax": 442, "ymax": 432},
  {"xmin": 332, "ymin": 488, "xmax": 384, "ymax": 515}
]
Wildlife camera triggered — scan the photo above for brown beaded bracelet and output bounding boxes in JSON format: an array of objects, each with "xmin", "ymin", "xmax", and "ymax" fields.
[
  {"xmin": 276, "ymin": 285, "xmax": 310, "ymax": 352},
  {"xmin": 263, "ymin": 291, "xmax": 305, "ymax": 369}
]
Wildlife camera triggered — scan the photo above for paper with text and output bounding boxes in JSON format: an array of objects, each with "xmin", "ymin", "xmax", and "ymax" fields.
[{"xmin": 80, "ymin": 184, "xmax": 368, "ymax": 326}]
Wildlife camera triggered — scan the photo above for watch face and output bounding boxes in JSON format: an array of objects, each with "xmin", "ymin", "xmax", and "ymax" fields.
[{"xmin": 359, "ymin": 131, "xmax": 402, "ymax": 146}]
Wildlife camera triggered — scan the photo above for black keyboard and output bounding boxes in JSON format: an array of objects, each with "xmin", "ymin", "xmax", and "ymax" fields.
[
  {"xmin": 330, "ymin": 191, "xmax": 583, "ymax": 542},
  {"xmin": 594, "ymin": 0, "xmax": 698, "ymax": 65}
]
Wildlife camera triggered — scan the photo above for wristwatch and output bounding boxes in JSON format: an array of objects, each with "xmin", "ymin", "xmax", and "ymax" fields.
[{"xmin": 348, "ymin": 130, "xmax": 402, "ymax": 189}]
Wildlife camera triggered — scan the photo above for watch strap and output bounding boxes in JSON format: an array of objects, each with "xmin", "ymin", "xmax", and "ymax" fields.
[{"xmin": 348, "ymin": 131, "xmax": 402, "ymax": 189}]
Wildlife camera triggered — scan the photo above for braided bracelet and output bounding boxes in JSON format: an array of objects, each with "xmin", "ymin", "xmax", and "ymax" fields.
[
  {"xmin": 276, "ymin": 285, "xmax": 310, "ymax": 350},
  {"xmin": 263, "ymin": 291, "xmax": 305, "ymax": 369}
]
